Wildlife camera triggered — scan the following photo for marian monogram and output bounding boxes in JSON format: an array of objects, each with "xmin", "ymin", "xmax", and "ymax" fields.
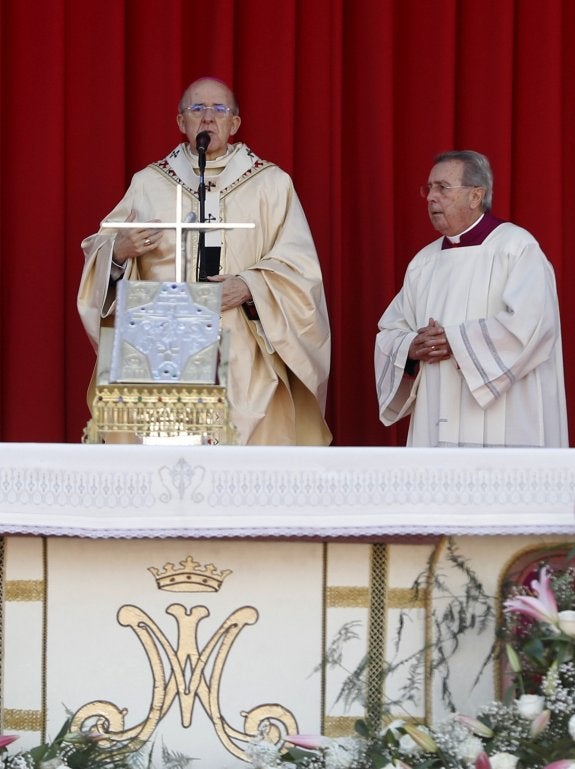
[{"xmin": 71, "ymin": 557, "xmax": 297, "ymax": 760}]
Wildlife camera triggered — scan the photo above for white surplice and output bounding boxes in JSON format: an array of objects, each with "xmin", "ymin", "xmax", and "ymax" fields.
[{"xmin": 375, "ymin": 222, "xmax": 568, "ymax": 447}]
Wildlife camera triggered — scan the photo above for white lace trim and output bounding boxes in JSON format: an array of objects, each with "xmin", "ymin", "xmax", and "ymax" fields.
[{"xmin": 1, "ymin": 444, "xmax": 574, "ymax": 538}]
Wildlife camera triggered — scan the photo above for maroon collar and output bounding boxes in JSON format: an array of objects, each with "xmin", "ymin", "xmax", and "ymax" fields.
[{"xmin": 442, "ymin": 212, "xmax": 505, "ymax": 249}]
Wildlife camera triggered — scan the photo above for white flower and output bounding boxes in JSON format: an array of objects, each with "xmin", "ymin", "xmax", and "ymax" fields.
[
  {"xmin": 568, "ymin": 713, "xmax": 575, "ymax": 740},
  {"xmin": 40, "ymin": 761, "xmax": 68, "ymax": 769},
  {"xmin": 398, "ymin": 734, "xmax": 421, "ymax": 755},
  {"xmin": 381, "ymin": 719, "xmax": 405, "ymax": 737},
  {"xmin": 559, "ymin": 610, "xmax": 575, "ymax": 638},
  {"xmin": 457, "ymin": 735, "xmax": 484, "ymax": 763},
  {"xmin": 489, "ymin": 752, "xmax": 519, "ymax": 769},
  {"xmin": 244, "ymin": 740, "xmax": 281, "ymax": 769},
  {"xmin": 516, "ymin": 694, "xmax": 545, "ymax": 719},
  {"xmin": 325, "ymin": 739, "xmax": 361, "ymax": 769}
]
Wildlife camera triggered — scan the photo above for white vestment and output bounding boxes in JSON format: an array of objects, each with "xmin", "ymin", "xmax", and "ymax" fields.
[
  {"xmin": 374, "ymin": 222, "xmax": 568, "ymax": 447},
  {"xmin": 78, "ymin": 142, "xmax": 332, "ymax": 446}
]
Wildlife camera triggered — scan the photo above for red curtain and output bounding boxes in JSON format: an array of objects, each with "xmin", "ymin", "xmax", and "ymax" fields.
[{"xmin": 1, "ymin": 0, "xmax": 574, "ymax": 446}]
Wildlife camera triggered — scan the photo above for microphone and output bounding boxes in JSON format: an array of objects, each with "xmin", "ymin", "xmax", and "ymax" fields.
[{"xmin": 196, "ymin": 131, "xmax": 211, "ymax": 154}]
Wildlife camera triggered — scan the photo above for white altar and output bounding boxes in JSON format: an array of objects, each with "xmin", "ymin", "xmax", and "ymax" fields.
[{"xmin": 1, "ymin": 444, "xmax": 574, "ymax": 768}]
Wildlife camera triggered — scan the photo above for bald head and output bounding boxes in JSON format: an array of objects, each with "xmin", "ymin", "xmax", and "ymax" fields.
[{"xmin": 179, "ymin": 77, "xmax": 239, "ymax": 115}]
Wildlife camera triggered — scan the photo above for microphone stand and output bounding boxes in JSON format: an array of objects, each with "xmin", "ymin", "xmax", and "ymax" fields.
[{"xmin": 196, "ymin": 146, "xmax": 208, "ymax": 282}]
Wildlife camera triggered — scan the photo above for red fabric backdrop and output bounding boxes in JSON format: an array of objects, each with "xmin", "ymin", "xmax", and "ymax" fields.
[{"xmin": 1, "ymin": 0, "xmax": 574, "ymax": 446}]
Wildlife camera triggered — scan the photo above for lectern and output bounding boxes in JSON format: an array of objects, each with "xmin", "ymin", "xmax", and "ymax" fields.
[{"xmin": 83, "ymin": 185, "xmax": 254, "ymax": 445}]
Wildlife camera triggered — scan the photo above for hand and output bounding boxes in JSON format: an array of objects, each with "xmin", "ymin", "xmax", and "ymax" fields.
[
  {"xmin": 112, "ymin": 210, "xmax": 163, "ymax": 264},
  {"xmin": 207, "ymin": 274, "xmax": 252, "ymax": 312},
  {"xmin": 408, "ymin": 317, "xmax": 452, "ymax": 364}
]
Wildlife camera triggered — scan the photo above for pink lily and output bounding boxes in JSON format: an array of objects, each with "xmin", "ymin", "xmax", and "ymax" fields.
[
  {"xmin": 530, "ymin": 709, "xmax": 551, "ymax": 738},
  {"xmin": 402, "ymin": 724, "xmax": 437, "ymax": 753},
  {"xmin": 475, "ymin": 751, "xmax": 492, "ymax": 769},
  {"xmin": 505, "ymin": 643, "xmax": 522, "ymax": 673},
  {"xmin": 504, "ymin": 567, "xmax": 558, "ymax": 626},
  {"xmin": 285, "ymin": 734, "xmax": 327, "ymax": 750},
  {"xmin": 455, "ymin": 714, "xmax": 494, "ymax": 738},
  {"xmin": 0, "ymin": 736, "xmax": 19, "ymax": 749}
]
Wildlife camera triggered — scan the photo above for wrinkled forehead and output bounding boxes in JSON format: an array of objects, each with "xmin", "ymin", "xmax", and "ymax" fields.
[
  {"xmin": 428, "ymin": 160, "xmax": 464, "ymax": 183},
  {"xmin": 185, "ymin": 79, "xmax": 234, "ymax": 106}
]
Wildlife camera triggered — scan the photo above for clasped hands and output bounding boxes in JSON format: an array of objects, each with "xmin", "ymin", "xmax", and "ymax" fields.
[
  {"xmin": 408, "ymin": 318, "xmax": 452, "ymax": 364},
  {"xmin": 111, "ymin": 210, "xmax": 253, "ymax": 311}
]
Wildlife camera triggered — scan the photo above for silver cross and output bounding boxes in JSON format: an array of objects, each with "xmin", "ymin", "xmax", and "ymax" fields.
[{"xmin": 102, "ymin": 184, "xmax": 254, "ymax": 282}]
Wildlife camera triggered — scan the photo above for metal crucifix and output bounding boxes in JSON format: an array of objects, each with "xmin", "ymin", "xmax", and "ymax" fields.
[{"xmin": 101, "ymin": 184, "xmax": 255, "ymax": 282}]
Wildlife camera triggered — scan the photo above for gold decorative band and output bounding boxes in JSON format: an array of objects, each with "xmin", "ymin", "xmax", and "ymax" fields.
[
  {"xmin": 387, "ymin": 586, "xmax": 427, "ymax": 609},
  {"xmin": 326, "ymin": 586, "xmax": 369, "ymax": 608},
  {"xmin": 5, "ymin": 580, "xmax": 45, "ymax": 601},
  {"xmin": 324, "ymin": 715, "xmax": 359, "ymax": 736},
  {"xmin": 3, "ymin": 709, "xmax": 43, "ymax": 731}
]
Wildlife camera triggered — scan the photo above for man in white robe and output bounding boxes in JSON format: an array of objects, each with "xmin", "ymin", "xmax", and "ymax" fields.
[
  {"xmin": 78, "ymin": 77, "xmax": 332, "ymax": 445},
  {"xmin": 375, "ymin": 150, "xmax": 568, "ymax": 447}
]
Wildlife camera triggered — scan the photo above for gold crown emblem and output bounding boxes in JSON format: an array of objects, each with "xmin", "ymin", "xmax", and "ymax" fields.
[{"xmin": 148, "ymin": 555, "xmax": 232, "ymax": 593}]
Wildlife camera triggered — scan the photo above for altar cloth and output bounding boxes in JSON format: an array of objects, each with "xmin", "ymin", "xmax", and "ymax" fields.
[
  {"xmin": 0, "ymin": 443, "xmax": 575, "ymax": 538},
  {"xmin": 0, "ymin": 444, "xmax": 574, "ymax": 538}
]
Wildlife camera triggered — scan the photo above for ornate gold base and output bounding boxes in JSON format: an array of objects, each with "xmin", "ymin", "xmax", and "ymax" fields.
[{"xmin": 83, "ymin": 384, "xmax": 236, "ymax": 445}]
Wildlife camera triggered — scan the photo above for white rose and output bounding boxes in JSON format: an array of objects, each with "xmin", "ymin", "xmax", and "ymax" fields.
[
  {"xmin": 559, "ymin": 610, "xmax": 575, "ymax": 638},
  {"xmin": 489, "ymin": 752, "xmax": 519, "ymax": 769},
  {"xmin": 516, "ymin": 694, "xmax": 545, "ymax": 720},
  {"xmin": 458, "ymin": 735, "xmax": 484, "ymax": 763}
]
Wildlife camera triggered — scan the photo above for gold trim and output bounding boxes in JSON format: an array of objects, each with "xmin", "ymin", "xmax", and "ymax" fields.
[
  {"xmin": 324, "ymin": 715, "xmax": 358, "ymax": 737},
  {"xmin": 326, "ymin": 586, "xmax": 370, "ymax": 608},
  {"xmin": 387, "ymin": 586, "xmax": 427, "ymax": 609},
  {"xmin": 5, "ymin": 580, "xmax": 45, "ymax": 601},
  {"xmin": 3, "ymin": 709, "xmax": 43, "ymax": 731},
  {"xmin": 425, "ymin": 537, "xmax": 447, "ymax": 723},
  {"xmin": 367, "ymin": 543, "xmax": 388, "ymax": 728},
  {"xmin": 324, "ymin": 715, "xmax": 427, "ymax": 737},
  {"xmin": 321, "ymin": 544, "xmax": 328, "ymax": 733}
]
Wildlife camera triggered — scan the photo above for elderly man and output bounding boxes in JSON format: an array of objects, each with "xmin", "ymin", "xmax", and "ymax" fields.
[
  {"xmin": 78, "ymin": 77, "xmax": 332, "ymax": 445},
  {"xmin": 375, "ymin": 150, "xmax": 568, "ymax": 447}
]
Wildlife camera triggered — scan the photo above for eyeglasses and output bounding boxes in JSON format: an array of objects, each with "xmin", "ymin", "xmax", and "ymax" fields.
[
  {"xmin": 420, "ymin": 182, "xmax": 475, "ymax": 198},
  {"xmin": 181, "ymin": 104, "xmax": 234, "ymax": 119}
]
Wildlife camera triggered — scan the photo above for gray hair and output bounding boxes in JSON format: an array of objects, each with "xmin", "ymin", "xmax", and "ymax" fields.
[{"xmin": 434, "ymin": 150, "xmax": 493, "ymax": 211}]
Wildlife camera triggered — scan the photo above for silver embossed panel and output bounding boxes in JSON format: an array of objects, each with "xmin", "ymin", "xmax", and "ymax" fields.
[{"xmin": 110, "ymin": 281, "xmax": 222, "ymax": 384}]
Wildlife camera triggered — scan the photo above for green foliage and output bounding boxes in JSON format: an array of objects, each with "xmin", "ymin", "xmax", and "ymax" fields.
[{"xmin": 0, "ymin": 719, "xmax": 195, "ymax": 769}]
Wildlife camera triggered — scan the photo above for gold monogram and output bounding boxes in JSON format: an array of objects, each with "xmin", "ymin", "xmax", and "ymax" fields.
[{"xmin": 71, "ymin": 603, "xmax": 297, "ymax": 760}]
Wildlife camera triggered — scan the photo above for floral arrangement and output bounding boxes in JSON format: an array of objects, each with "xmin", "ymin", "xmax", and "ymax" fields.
[
  {"xmin": 246, "ymin": 551, "xmax": 575, "ymax": 769},
  {"xmin": 0, "ymin": 718, "xmax": 193, "ymax": 769}
]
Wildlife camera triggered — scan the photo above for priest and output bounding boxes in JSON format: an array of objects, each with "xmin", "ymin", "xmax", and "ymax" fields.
[
  {"xmin": 78, "ymin": 77, "xmax": 332, "ymax": 446},
  {"xmin": 374, "ymin": 150, "xmax": 568, "ymax": 447}
]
